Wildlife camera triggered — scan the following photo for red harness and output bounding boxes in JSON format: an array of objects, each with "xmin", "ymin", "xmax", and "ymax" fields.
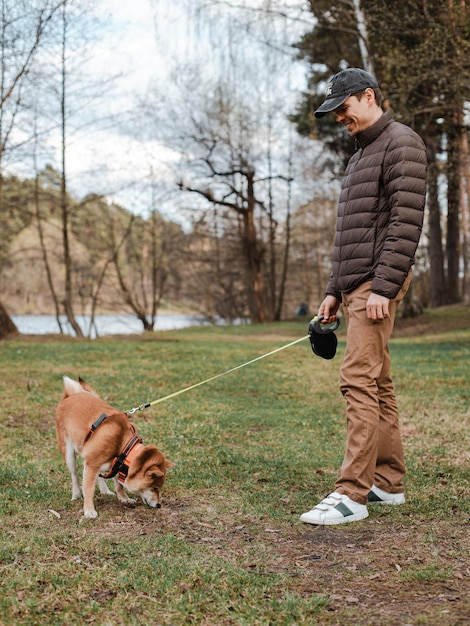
[{"xmin": 84, "ymin": 413, "xmax": 143, "ymax": 485}]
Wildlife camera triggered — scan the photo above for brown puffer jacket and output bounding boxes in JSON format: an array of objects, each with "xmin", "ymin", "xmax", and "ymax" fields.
[{"xmin": 326, "ymin": 110, "xmax": 427, "ymax": 301}]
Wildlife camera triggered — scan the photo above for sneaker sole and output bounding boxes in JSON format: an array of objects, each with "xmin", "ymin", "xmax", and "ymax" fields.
[
  {"xmin": 367, "ymin": 493, "xmax": 405, "ymax": 505},
  {"xmin": 368, "ymin": 486, "xmax": 405, "ymax": 505},
  {"xmin": 367, "ymin": 495, "xmax": 405, "ymax": 506},
  {"xmin": 300, "ymin": 510, "xmax": 369, "ymax": 525}
]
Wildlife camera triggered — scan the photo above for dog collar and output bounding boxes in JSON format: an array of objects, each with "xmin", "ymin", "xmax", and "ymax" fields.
[{"xmin": 100, "ymin": 434, "xmax": 143, "ymax": 484}]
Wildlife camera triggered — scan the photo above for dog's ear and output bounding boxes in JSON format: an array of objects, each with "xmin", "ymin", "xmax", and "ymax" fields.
[
  {"xmin": 147, "ymin": 467, "xmax": 164, "ymax": 479},
  {"xmin": 165, "ymin": 460, "xmax": 175, "ymax": 468},
  {"xmin": 78, "ymin": 376, "xmax": 90, "ymax": 390},
  {"xmin": 63, "ymin": 376, "xmax": 88, "ymax": 397},
  {"xmin": 77, "ymin": 377, "xmax": 99, "ymax": 397}
]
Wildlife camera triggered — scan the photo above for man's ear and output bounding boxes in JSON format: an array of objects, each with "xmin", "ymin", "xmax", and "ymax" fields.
[{"xmin": 365, "ymin": 87, "xmax": 375, "ymax": 105}]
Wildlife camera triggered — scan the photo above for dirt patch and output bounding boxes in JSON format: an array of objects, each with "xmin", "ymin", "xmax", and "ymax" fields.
[
  {"xmin": 279, "ymin": 521, "xmax": 470, "ymax": 625},
  {"xmin": 84, "ymin": 496, "xmax": 470, "ymax": 625}
]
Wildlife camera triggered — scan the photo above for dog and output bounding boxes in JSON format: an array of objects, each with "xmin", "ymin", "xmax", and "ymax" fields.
[{"xmin": 55, "ymin": 376, "xmax": 174, "ymax": 518}]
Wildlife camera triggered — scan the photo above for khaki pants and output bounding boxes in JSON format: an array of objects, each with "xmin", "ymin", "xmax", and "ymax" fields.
[{"xmin": 335, "ymin": 272, "xmax": 412, "ymax": 505}]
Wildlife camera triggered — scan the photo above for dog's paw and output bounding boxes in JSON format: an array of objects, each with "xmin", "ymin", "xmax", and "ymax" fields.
[
  {"xmin": 118, "ymin": 496, "xmax": 137, "ymax": 506},
  {"xmin": 99, "ymin": 486, "xmax": 115, "ymax": 496},
  {"xmin": 71, "ymin": 486, "xmax": 82, "ymax": 500},
  {"xmin": 83, "ymin": 509, "xmax": 98, "ymax": 519},
  {"xmin": 97, "ymin": 477, "xmax": 114, "ymax": 496}
]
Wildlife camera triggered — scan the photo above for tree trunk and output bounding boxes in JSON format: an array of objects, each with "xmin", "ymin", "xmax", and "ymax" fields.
[
  {"xmin": 426, "ymin": 134, "xmax": 446, "ymax": 307},
  {"xmin": 0, "ymin": 301, "xmax": 18, "ymax": 339},
  {"xmin": 266, "ymin": 134, "xmax": 277, "ymax": 320},
  {"xmin": 59, "ymin": 1, "xmax": 83, "ymax": 337},
  {"xmin": 33, "ymin": 145, "xmax": 64, "ymax": 333},
  {"xmin": 242, "ymin": 170, "xmax": 266, "ymax": 323},
  {"xmin": 352, "ymin": 0, "xmax": 374, "ymax": 74},
  {"xmin": 446, "ymin": 113, "xmax": 462, "ymax": 304},
  {"xmin": 275, "ymin": 173, "xmax": 292, "ymax": 322},
  {"xmin": 459, "ymin": 121, "xmax": 470, "ymax": 304}
]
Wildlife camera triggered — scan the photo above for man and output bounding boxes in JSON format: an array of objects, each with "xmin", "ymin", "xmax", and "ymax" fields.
[{"xmin": 300, "ymin": 68, "xmax": 427, "ymax": 525}]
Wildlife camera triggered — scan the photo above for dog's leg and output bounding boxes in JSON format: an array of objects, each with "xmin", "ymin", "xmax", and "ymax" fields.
[
  {"xmin": 114, "ymin": 478, "xmax": 137, "ymax": 505},
  {"xmin": 81, "ymin": 463, "xmax": 101, "ymax": 518},
  {"xmin": 65, "ymin": 439, "xmax": 82, "ymax": 500},
  {"xmin": 97, "ymin": 476, "xmax": 114, "ymax": 496}
]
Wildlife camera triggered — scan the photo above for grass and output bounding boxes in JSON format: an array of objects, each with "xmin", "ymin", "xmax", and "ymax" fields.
[{"xmin": 0, "ymin": 306, "xmax": 469, "ymax": 625}]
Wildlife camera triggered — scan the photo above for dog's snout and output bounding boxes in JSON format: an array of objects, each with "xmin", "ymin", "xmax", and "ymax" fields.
[{"xmin": 142, "ymin": 494, "xmax": 161, "ymax": 508}]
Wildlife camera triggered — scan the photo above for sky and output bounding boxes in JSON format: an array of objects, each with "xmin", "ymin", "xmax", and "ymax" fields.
[
  {"xmin": 66, "ymin": 0, "xmax": 176, "ymax": 215},
  {"xmin": 21, "ymin": 0, "xmax": 313, "ymax": 221},
  {"xmin": 63, "ymin": 0, "xmax": 238, "ymax": 217},
  {"xmin": 6, "ymin": 0, "xmax": 168, "ymax": 215}
]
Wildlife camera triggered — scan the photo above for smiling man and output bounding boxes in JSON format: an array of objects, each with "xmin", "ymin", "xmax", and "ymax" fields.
[{"xmin": 300, "ymin": 68, "xmax": 427, "ymax": 525}]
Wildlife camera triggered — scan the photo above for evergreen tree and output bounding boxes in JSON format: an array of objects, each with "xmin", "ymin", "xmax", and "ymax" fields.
[{"xmin": 291, "ymin": 0, "xmax": 470, "ymax": 307}]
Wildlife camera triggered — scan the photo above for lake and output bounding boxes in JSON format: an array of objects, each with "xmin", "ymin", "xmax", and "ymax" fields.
[{"xmin": 12, "ymin": 313, "xmax": 220, "ymax": 338}]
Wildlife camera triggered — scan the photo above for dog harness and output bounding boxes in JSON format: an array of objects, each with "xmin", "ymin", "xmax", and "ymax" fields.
[
  {"xmin": 84, "ymin": 413, "xmax": 108, "ymax": 443},
  {"xmin": 84, "ymin": 413, "xmax": 143, "ymax": 485}
]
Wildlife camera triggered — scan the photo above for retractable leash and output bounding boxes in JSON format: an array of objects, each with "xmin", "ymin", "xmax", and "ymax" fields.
[
  {"xmin": 125, "ymin": 334, "xmax": 310, "ymax": 415},
  {"xmin": 125, "ymin": 316, "xmax": 341, "ymax": 415},
  {"xmin": 308, "ymin": 315, "xmax": 341, "ymax": 360}
]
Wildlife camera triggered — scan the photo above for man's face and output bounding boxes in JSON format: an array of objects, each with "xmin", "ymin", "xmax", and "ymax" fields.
[{"xmin": 333, "ymin": 90, "xmax": 374, "ymax": 135}]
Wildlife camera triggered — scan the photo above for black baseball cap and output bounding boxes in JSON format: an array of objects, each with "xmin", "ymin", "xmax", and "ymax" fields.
[{"xmin": 314, "ymin": 68, "xmax": 379, "ymax": 118}]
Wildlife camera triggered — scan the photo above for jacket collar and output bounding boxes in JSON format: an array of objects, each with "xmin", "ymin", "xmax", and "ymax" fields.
[{"xmin": 355, "ymin": 110, "xmax": 393, "ymax": 149}]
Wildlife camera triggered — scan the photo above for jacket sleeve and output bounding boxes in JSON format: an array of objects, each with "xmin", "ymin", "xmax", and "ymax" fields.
[
  {"xmin": 371, "ymin": 130, "xmax": 427, "ymax": 299},
  {"xmin": 325, "ymin": 272, "xmax": 342, "ymax": 302}
]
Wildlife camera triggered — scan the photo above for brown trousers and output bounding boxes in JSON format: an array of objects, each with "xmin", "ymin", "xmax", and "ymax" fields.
[{"xmin": 335, "ymin": 272, "xmax": 412, "ymax": 505}]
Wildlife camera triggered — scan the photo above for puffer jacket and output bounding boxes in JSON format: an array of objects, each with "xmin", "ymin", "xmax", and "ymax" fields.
[{"xmin": 326, "ymin": 110, "xmax": 427, "ymax": 300}]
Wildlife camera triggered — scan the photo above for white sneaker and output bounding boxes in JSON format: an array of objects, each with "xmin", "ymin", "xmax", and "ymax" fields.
[
  {"xmin": 300, "ymin": 492, "xmax": 369, "ymax": 526},
  {"xmin": 367, "ymin": 484, "xmax": 405, "ymax": 505}
]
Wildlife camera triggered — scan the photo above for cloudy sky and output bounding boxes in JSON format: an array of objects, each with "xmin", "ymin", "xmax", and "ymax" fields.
[
  {"xmin": 52, "ymin": 0, "xmax": 311, "ymax": 219},
  {"xmin": 65, "ymin": 0, "xmax": 175, "ymax": 214}
]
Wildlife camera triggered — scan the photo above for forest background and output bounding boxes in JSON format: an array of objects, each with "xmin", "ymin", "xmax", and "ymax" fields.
[{"xmin": 1, "ymin": 0, "xmax": 469, "ymax": 339}]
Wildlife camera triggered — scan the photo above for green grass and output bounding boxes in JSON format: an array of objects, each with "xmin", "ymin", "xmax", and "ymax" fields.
[{"xmin": 0, "ymin": 307, "xmax": 469, "ymax": 625}]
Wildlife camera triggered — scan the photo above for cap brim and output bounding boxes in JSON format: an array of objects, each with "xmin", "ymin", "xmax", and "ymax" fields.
[{"xmin": 314, "ymin": 94, "xmax": 349, "ymax": 118}]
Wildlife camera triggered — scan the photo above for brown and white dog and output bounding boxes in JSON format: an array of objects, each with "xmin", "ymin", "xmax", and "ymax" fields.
[{"xmin": 55, "ymin": 376, "xmax": 174, "ymax": 518}]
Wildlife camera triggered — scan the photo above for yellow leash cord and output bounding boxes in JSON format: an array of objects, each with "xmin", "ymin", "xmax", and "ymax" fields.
[{"xmin": 125, "ymin": 334, "xmax": 309, "ymax": 414}]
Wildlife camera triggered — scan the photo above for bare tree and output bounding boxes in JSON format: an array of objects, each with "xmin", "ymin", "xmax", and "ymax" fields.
[
  {"xmin": 56, "ymin": 0, "xmax": 84, "ymax": 335},
  {"xmin": 0, "ymin": 0, "xmax": 63, "ymax": 338},
  {"xmin": 0, "ymin": 0, "xmax": 62, "ymax": 172},
  {"xmin": 0, "ymin": 300, "xmax": 18, "ymax": 338},
  {"xmin": 33, "ymin": 148, "xmax": 64, "ymax": 333},
  {"xmin": 144, "ymin": 1, "xmax": 321, "ymax": 323},
  {"xmin": 461, "ymin": 128, "xmax": 470, "ymax": 304},
  {"xmin": 172, "ymin": 79, "xmax": 299, "ymax": 323},
  {"xmin": 29, "ymin": 0, "xmax": 124, "ymax": 336},
  {"xmin": 352, "ymin": 0, "xmax": 373, "ymax": 74},
  {"xmin": 109, "ymin": 185, "xmax": 183, "ymax": 332}
]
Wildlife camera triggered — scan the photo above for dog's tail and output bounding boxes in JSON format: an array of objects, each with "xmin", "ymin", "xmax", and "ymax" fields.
[{"xmin": 63, "ymin": 376, "xmax": 98, "ymax": 398}]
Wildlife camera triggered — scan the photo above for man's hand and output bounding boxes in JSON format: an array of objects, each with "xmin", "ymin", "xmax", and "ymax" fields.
[
  {"xmin": 318, "ymin": 295, "xmax": 340, "ymax": 323},
  {"xmin": 367, "ymin": 293, "xmax": 390, "ymax": 320}
]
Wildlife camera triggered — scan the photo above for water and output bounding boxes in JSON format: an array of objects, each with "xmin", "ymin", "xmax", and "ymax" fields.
[{"xmin": 12, "ymin": 313, "xmax": 214, "ymax": 338}]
